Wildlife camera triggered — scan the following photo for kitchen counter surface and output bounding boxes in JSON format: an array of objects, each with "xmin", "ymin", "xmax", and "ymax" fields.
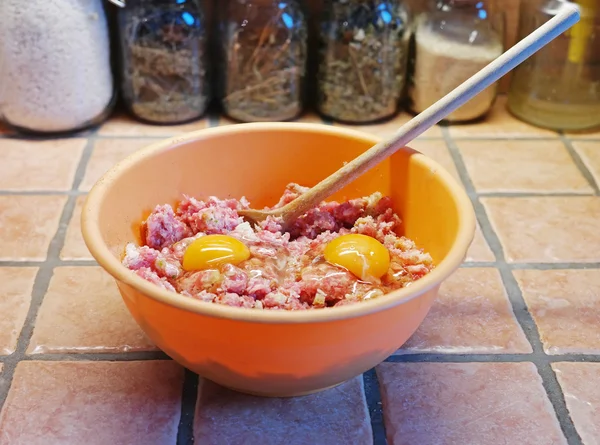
[{"xmin": 1, "ymin": 97, "xmax": 599, "ymax": 445}]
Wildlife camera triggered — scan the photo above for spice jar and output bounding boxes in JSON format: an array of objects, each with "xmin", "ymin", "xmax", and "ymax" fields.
[
  {"xmin": 408, "ymin": 0, "xmax": 504, "ymax": 122},
  {"xmin": 507, "ymin": 0, "xmax": 600, "ymax": 131},
  {"xmin": 217, "ymin": 0, "xmax": 308, "ymax": 122},
  {"xmin": 116, "ymin": 0, "xmax": 210, "ymax": 124},
  {"xmin": 0, "ymin": 0, "xmax": 116, "ymax": 135},
  {"xmin": 316, "ymin": 0, "xmax": 412, "ymax": 124}
]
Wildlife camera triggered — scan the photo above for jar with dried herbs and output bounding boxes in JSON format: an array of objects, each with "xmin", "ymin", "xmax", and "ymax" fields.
[
  {"xmin": 217, "ymin": 0, "xmax": 309, "ymax": 122},
  {"xmin": 408, "ymin": 0, "xmax": 504, "ymax": 122},
  {"xmin": 316, "ymin": 0, "xmax": 412, "ymax": 124},
  {"xmin": 116, "ymin": 0, "xmax": 210, "ymax": 124}
]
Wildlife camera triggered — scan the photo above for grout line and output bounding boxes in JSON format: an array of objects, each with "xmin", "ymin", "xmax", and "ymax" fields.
[
  {"xmin": 3, "ymin": 351, "xmax": 599, "ymax": 364},
  {"xmin": 461, "ymin": 262, "xmax": 600, "ymax": 270},
  {"xmin": 0, "ymin": 190, "xmax": 88, "ymax": 196},
  {"xmin": 19, "ymin": 351, "xmax": 171, "ymax": 361},
  {"xmin": 507, "ymin": 262, "xmax": 600, "ymax": 270},
  {"xmin": 472, "ymin": 191, "xmax": 596, "ymax": 198},
  {"xmin": 0, "ymin": 260, "xmax": 98, "ymax": 267},
  {"xmin": 563, "ymin": 136, "xmax": 600, "ymax": 142},
  {"xmin": 449, "ymin": 135, "xmax": 564, "ymax": 141},
  {"xmin": 442, "ymin": 127, "xmax": 583, "ymax": 445},
  {"xmin": 534, "ymin": 363, "xmax": 584, "ymax": 445},
  {"xmin": 385, "ymin": 354, "xmax": 600, "ymax": 363},
  {"xmin": 176, "ymin": 369, "xmax": 199, "ymax": 445},
  {"xmin": 363, "ymin": 369, "xmax": 388, "ymax": 445},
  {"xmin": 560, "ymin": 135, "xmax": 600, "ymax": 195},
  {"xmin": 0, "ymin": 132, "xmax": 99, "ymax": 412}
]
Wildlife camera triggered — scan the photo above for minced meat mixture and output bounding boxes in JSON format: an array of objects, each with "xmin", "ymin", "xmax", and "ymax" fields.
[{"xmin": 123, "ymin": 183, "xmax": 434, "ymax": 310}]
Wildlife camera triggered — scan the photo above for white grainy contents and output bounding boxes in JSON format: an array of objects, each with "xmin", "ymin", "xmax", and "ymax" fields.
[
  {"xmin": 409, "ymin": 25, "xmax": 503, "ymax": 122},
  {"xmin": 0, "ymin": 0, "xmax": 114, "ymax": 133}
]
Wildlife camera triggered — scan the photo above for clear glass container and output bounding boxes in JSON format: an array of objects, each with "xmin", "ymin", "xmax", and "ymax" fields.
[
  {"xmin": 217, "ymin": 0, "xmax": 308, "ymax": 122},
  {"xmin": 316, "ymin": 0, "xmax": 412, "ymax": 124},
  {"xmin": 408, "ymin": 0, "xmax": 504, "ymax": 122},
  {"xmin": 116, "ymin": 0, "xmax": 210, "ymax": 124},
  {"xmin": 507, "ymin": 0, "xmax": 600, "ymax": 131},
  {"xmin": 0, "ymin": 0, "xmax": 116, "ymax": 135}
]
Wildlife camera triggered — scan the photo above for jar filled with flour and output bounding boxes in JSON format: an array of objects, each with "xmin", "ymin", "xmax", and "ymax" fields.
[
  {"xmin": 408, "ymin": 0, "xmax": 504, "ymax": 122},
  {"xmin": 0, "ymin": 0, "xmax": 115, "ymax": 134}
]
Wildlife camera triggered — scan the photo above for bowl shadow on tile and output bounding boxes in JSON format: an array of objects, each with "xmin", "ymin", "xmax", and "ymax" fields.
[{"xmin": 193, "ymin": 376, "xmax": 372, "ymax": 445}]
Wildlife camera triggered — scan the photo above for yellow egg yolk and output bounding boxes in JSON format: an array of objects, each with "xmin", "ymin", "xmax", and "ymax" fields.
[
  {"xmin": 323, "ymin": 234, "xmax": 390, "ymax": 281},
  {"xmin": 182, "ymin": 234, "xmax": 250, "ymax": 272}
]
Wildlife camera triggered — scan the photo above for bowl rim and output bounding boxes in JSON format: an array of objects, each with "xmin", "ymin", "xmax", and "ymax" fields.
[{"xmin": 81, "ymin": 122, "xmax": 476, "ymax": 324}]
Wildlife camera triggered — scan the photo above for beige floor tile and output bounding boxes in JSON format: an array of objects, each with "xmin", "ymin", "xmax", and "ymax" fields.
[
  {"xmin": 465, "ymin": 223, "xmax": 495, "ymax": 262},
  {"xmin": 514, "ymin": 269, "xmax": 600, "ymax": 354},
  {"xmin": 459, "ymin": 140, "xmax": 592, "ymax": 193},
  {"xmin": 0, "ymin": 195, "xmax": 67, "ymax": 261},
  {"xmin": 409, "ymin": 139, "xmax": 461, "ymax": 184},
  {"xmin": 0, "ymin": 138, "xmax": 85, "ymax": 191},
  {"xmin": 0, "ymin": 361, "xmax": 183, "ymax": 445},
  {"xmin": 482, "ymin": 197, "xmax": 600, "ymax": 263},
  {"xmin": 553, "ymin": 362, "xmax": 600, "ymax": 445},
  {"xmin": 377, "ymin": 362, "xmax": 566, "ymax": 445},
  {"xmin": 398, "ymin": 268, "xmax": 531, "ymax": 354},
  {"xmin": 60, "ymin": 195, "xmax": 92, "ymax": 260},
  {"xmin": 573, "ymin": 141, "xmax": 600, "ymax": 189},
  {"xmin": 97, "ymin": 112, "xmax": 209, "ymax": 136},
  {"xmin": 0, "ymin": 267, "xmax": 37, "ymax": 355},
  {"xmin": 28, "ymin": 266, "xmax": 156, "ymax": 354},
  {"xmin": 449, "ymin": 96, "xmax": 558, "ymax": 138},
  {"xmin": 79, "ymin": 138, "xmax": 159, "ymax": 191},
  {"xmin": 333, "ymin": 111, "xmax": 444, "ymax": 139}
]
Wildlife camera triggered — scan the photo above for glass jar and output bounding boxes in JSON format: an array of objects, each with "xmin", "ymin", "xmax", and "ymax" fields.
[
  {"xmin": 0, "ymin": 0, "xmax": 116, "ymax": 135},
  {"xmin": 116, "ymin": 0, "xmax": 210, "ymax": 124},
  {"xmin": 316, "ymin": 0, "xmax": 412, "ymax": 124},
  {"xmin": 507, "ymin": 0, "xmax": 600, "ymax": 131},
  {"xmin": 408, "ymin": 0, "xmax": 504, "ymax": 122},
  {"xmin": 217, "ymin": 0, "xmax": 308, "ymax": 122}
]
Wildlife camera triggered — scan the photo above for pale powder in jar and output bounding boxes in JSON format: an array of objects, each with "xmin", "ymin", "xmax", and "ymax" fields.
[
  {"xmin": 0, "ymin": 0, "xmax": 114, "ymax": 133},
  {"xmin": 409, "ymin": 24, "xmax": 503, "ymax": 122}
]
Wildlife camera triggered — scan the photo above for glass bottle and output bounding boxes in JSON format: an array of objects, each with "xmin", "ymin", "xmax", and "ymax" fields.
[
  {"xmin": 0, "ymin": 0, "xmax": 116, "ymax": 135},
  {"xmin": 507, "ymin": 0, "xmax": 600, "ymax": 131},
  {"xmin": 116, "ymin": 0, "xmax": 210, "ymax": 125},
  {"xmin": 408, "ymin": 0, "xmax": 504, "ymax": 122},
  {"xmin": 316, "ymin": 0, "xmax": 412, "ymax": 124},
  {"xmin": 217, "ymin": 0, "xmax": 308, "ymax": 122}
]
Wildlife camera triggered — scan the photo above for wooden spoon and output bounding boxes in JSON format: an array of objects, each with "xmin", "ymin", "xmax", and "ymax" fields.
[{"xmin": 239, "ymin": 3, "xmax": 580, "ymax": 231}]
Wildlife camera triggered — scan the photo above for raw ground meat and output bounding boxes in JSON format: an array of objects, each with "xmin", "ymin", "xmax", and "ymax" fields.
[{"xmin": 123, "ymin": 183, "xmax": 434, "ymax": 310}]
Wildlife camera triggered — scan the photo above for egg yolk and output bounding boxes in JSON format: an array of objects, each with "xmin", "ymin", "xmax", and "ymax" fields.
[
  {"xmin": 182, "ymin": 234, "xmax": 250, "ymax": 272},
  {"xmin": 323, "ymin": 234, "xmax": 390, "ymax": 281}
]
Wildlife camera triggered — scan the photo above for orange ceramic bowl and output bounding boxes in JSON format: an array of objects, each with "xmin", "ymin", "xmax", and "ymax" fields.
[{"xmin": 81, "ymin": 123, "xmax": 475, "ymax": 397}]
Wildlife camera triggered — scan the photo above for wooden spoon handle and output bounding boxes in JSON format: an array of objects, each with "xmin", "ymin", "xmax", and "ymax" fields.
[{"xmin": 280, "ymin": 3, "xmax": 580, "ymax": 224}]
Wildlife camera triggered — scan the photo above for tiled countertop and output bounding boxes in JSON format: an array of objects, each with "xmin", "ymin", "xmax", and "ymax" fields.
[{"xmin": 1, "ymin": 97, "xmax": 600, "ymax": 444}]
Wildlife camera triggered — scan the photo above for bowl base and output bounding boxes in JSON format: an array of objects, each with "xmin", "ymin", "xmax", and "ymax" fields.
[{"xmin": 219, "ymin": 381, "xmax": 346, "ymax": 398}]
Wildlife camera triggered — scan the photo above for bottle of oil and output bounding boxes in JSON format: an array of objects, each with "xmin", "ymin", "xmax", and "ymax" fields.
[{"xmin": 507, "ymin": 0, "xmax": 600, "ymax": 131}]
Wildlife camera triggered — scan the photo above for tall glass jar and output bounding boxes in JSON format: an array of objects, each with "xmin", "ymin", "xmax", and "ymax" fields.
[
  {"xmin": 408, "ymin": 0, "xmax": 504, "ymax": 122},
  {"xmin": 116, "ymin": 0, "xmax": 210, "ymax": 124},
  {"xmin": 217, "ymin": 0, "xmax": 308, "ymax": 122},
  {"xmin": 507, "ymin": 0, "xmax": 600, "ymax": 131},
  {"xmin": 0, "ymin": 0, "xmax": 116, "ymax": 135},
  {"xmin": 316, "ymin": 0, "xmax": 412, "ymax": 124}
]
